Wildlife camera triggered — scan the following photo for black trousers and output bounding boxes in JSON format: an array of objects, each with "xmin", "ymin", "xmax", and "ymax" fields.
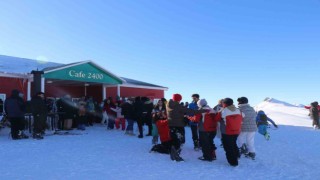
[
  {"xmin": 199, "ymin": 131, "xmax": 216, "ymax": 160},
  {"xmin": 9, "ymin": 117, "xmax": 25, "ymax": 138},
  {"xmin": 33, "ymin": 114, "xmax": 47, "ymax": 134},
  {"xmin": 169, "ymin": 127, "xmax": 185, "ymax": 150},
  {"xmin": 142, "ymin": 114, "xmax": 152, "ymax": 135},
  {"xmin": 222, "ymin": 134, "xmax": 240, "ymax": 166},
  {"xmin": 191, "ymin": 125, "xmax": 199, "ymax": 147}
]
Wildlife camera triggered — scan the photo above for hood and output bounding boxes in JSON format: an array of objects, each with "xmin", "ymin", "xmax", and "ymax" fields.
[
  {"xmin": 168, "ymin": 99, "xmax": 180, "ymax": 109},
  {"xmin": 197, "ymin": 99, "xmax": 208, "ymax": 108},
  {"xmin": 257, "ymin": 110, "xmax": 266, "ymax": 116},
  {"xmin": 238, "ymin": 104, "xmax": 250, "ymax": 107},
  {"xmin": 226, "ymin": 105, "xmax": 237, "ymax": 112},
  {"xmin": 311, "ymin": 101, "xmax": 319, "ymax": 107}
]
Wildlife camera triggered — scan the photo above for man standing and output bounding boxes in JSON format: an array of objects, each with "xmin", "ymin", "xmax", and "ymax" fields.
[
  {"xmin": 31, "ymin": 92, "xmax": 48, "ymax": 139},
  {"xmin": 4, "ymin": 89, "xmax": 28, "ymax": 140},
  {"xmin": 188, "ymin": 94, "xmax": 201, "ymax": 151}
]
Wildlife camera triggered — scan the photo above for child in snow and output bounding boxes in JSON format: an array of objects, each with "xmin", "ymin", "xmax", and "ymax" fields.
[
  {"xmin": 256, "ymin": 110, "xmax": 278, "ymax": 140},
  {"xmin": 111, "ymin": 101, "xmax": 126, "ymax": 130}
]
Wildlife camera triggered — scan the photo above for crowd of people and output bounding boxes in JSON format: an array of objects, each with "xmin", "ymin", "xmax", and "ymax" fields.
[{"xmin": 11, "ymin": 89, "xmax": 320, "ymax": 166}]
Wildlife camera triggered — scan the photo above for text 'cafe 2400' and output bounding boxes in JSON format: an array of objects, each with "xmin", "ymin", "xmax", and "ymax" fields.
[{"xmin": 0, "ymin": 55, "xmax": 168, "ymax": 102}]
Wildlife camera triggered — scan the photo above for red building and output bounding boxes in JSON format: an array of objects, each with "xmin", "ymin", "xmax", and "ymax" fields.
[{"xmin": 0, "ymin": 55, "xmax": 167, "ymax": 102}]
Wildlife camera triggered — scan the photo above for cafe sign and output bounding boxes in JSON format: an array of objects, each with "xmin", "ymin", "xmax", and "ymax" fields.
[{"xmin": 43, "ymin": 62, "xmax": 122, "ymax": 84}]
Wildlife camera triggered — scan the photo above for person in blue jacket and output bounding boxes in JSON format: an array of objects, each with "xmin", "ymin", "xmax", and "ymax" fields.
[
  {"xmin": 256, "ymin": 110, "xmax": 278, "ymax": 140},
  {"xmin": 188, "ymin": 95, "xmax": 200, "ymax": 151}
]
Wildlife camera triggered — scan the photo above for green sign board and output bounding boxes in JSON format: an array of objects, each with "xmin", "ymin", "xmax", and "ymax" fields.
[{"xmin": 43, "ymin": 63, "xmax": 122, "ymax": 84}]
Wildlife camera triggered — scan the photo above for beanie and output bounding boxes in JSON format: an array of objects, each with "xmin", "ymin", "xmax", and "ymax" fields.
[
  {"xmin": 223, "ymin": 98, "xmax": 233, "ymax": 107},
  {"xmin": 172, "ymin": 94, "xmax": 182, "ymax": 102},
  {"xmin": 197, "ymin": 99, "xmax": 207, "ymax": 107}
]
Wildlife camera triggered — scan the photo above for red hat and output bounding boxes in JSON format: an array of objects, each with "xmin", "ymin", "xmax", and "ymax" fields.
[{"xmin": 172, "ymin": 94, "xmax": 182, "ymax": 102}]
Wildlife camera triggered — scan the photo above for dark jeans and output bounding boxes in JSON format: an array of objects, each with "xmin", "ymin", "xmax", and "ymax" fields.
[
  {"xmin": 126, "ymin": 118, "xmax": 134, "ymax": 131},
  {"xmin": 33, "ymin": 114, "xmax": 47, "ymax": 134},
  {"xmin": 169, "ymin": 127, "xmax": 185, "ymax": 150},
  {"xmin": 191, "ymin": 125, "xmax": 199, "ymax": 147},
  {"xmin": 199, "ymin": 131, "xmax": 216, "ymax": 160},
  {"xmin": 9, "ymin": 117, "xmax": 25, "ymax": 138},
  {"xmin": 222, "ymin": 134, "xmax": 240, "ymax": 166}
]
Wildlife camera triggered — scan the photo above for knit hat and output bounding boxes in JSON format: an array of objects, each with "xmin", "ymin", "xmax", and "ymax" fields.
[
  {"xmin": 172, "ymin": 94, "xmax": 182, "ymax": 102},
  {"xmin": 197, "ymin": 99, "xmax": 207, "ymax": 107},
  {"xmin": 223, "ymin": 98, "xmax": 233, "ymax": 107}
]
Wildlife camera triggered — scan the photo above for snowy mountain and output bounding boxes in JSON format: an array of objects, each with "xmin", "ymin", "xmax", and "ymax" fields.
[
  {"xmin": 0, "ymin": 97, "xmax": 319, "ymax": 179},
  {"xmin": 255, "ymin": 97, "xmax": 311, "ymax": 127}
]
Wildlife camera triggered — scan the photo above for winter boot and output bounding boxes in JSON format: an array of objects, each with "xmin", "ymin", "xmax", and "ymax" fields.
[
  {"xmin": 193, "ymin": 140, "xmax": 200, "ymax": 151},
  {"xmin": 264, "ymin": 132, "xmax": 270, "ymax": 140},
  {"xmin": 18, "ymin": 131, "xmax": 29, "ymax": 139},
  {"xmin": 198, "ymin": 156, "xmax": 212, "ymax": 162},
  {"xmin": 33, "ymin": 133, "xmax": 44, "ymax": 140},
  {"xmin": 247, "ymin": 152, "xmax": 256, "ymax": 160},
  {"xmin": 170, "ymin": 147, "xmax": 184, "ymax": 162},
  {"xmin": 152, "ymin": 136, "xmax": 158, "ymax": 145},
  {"xmin": 239, "ymin": 144, "xmax": 248, "ymax": 156}
]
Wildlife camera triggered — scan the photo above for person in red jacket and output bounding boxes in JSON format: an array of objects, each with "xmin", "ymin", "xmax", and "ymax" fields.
[
  {"xmin": 188, "ymin": 99, "xmax": 220, "ymax": 162},
  {"xmin": 218, "ymin": 98, "xmax": 244, "ymax": 167}
]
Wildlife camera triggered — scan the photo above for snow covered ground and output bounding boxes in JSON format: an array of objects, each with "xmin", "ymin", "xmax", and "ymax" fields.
[{"xmin": 1, "ymin": 99, "xmax": 319, "ymax": 180}]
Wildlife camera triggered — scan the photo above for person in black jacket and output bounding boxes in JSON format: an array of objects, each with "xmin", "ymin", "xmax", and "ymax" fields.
[
  {"xmin": 121, "ymin": 98, "xmax": 135, "ymax": 136},
  {"xmin": 4, "ymin": 89, "xmax": 28, "ymax": 140},
  {"xmin": 31, "ymin": 92, "xmax": 48, "ymax": 139},
  {"xmin": 310, "ymin": 101, "xmax": 320, "ymax": 129},
  {"xmin": 142, "ymin": 97, "xmax": 154, "ymax": 136},
  {"xmin": 134, "ymin": 96, "xmax": 144, "ymax": 138}
]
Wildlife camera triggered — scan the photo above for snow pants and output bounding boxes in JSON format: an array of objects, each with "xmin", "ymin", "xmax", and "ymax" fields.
[
  {"xmin": 115, "ymin": 118, "xmax": 126, "ymax": 130},
  {"xmin": 191, "ymin": 125, "xmax": 200, "ymax": 147},
  {"xmin": 222, "ymin": 134, "xmax": 240, "ymax": 166},
  {"xmin": 237, "ymin": 131, "xmax": 256, "ymax": 153},
  {"xmin": 199, "ymin": 131, "xmax": 216, "ymax": 160},
  {"xmin": 258, "ymin": 125, "xmax": 268, "ymax": 135},
  {"xmin": 169, "ymin": 127, "xmax": 185, "ymax": 150},
  {"xmin": 33, "ymin": 114, "xmax": 47, "ymax": 134}
]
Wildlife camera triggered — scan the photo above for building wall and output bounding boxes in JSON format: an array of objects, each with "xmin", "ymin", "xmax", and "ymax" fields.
[
  {"xmin": 0, "ymin": 77, "xmax": 28, "ymax": 100},
  {"xmin": 106, "ymin": 86, "xmax": 164, "ymax": 100}
]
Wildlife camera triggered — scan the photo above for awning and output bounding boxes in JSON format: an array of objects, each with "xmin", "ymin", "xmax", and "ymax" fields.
[{"xmin": 43, "ymin": 61, "xmax": 123, "ymax": 85}]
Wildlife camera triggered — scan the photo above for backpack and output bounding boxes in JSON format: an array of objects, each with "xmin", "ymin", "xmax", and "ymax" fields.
[{"xmin": 258, "ymin": 114, "xmax": 268, "ymax": 125}]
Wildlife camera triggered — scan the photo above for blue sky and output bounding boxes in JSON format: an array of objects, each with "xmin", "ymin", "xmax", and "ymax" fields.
[{"xmin": 0, "ymin": 0, "xmax": 319, "ymax": 106}]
